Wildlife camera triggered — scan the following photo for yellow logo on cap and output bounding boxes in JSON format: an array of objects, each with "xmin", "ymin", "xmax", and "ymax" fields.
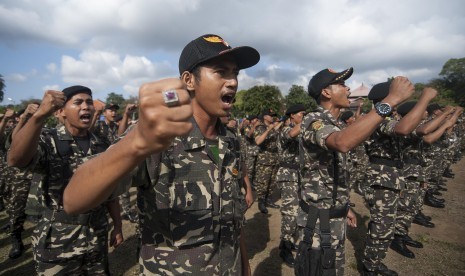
[
  {"xmin": 204, "ymin": 36, "xmax": 229, "ymax": 47},
  {"xmin": 328, "ymin": 68, "xmax": 337, "ymax": 73}
]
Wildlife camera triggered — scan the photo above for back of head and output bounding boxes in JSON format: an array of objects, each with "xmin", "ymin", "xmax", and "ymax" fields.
[{"xmin": 368, "ymin": 81, "xmax": 391, "ymax": 104}]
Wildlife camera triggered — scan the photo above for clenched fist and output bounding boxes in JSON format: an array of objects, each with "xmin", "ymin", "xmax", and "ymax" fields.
[
  {"xmin": 133, "ymin": 78, "xmax": 193, "ymax": 155},
  {"xmin": 35, "ymin": 90, "xmax": 66, "ymax": 119}
]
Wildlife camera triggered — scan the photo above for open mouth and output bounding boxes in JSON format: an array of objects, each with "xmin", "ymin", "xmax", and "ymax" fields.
[
  {"xmin": 80, "ymin": 114, "xmax": 91, "ymax": 123},
  {"xmin": 221, "ymin": 94, "xmax": 235, "ymax": 105}
]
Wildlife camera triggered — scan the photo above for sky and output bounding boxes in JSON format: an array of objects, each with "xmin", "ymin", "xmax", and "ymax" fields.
[{"xmin": 1, "ymin": 0, "xmax": 464, "ymax": 104}]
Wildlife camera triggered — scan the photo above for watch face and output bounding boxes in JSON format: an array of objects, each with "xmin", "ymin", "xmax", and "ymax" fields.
[{"xmin": 376, "ymin": 103, "xmax": 392, "ymax": 115}]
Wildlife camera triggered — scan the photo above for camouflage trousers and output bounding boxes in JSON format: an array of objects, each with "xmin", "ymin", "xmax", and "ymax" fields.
[
  {"xmin": 254, "ymin": 162, "xmax": 278, "ymax": 200},
  {"xmin": 278, "ymin": 181, "xmax": 299, "ymax": 242},
  {"xmin": 246, "ymin": 155, "xmax": 257, "ymax": 187},
  {"xmin": 4, "ymin": 166, "xmax": 32, "ymax": 236},
  {"xmin": 32, "ymin": 209, "xmax": 109, "ymax": 275},
  {"xmin": 395, "ymin": 179, "xmax": 423, "ymax": 236},
  {"xmin": 297, "ymin": 216, "xmax": 347, "ymax": 276},
  {"xmin": 362, "ymin": 187, "xmax": 399, "ymax": 271}
]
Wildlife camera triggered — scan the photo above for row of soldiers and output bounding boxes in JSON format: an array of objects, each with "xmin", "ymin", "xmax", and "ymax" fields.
[{"xmin": 226, "ymin": 75, "xmax": 464, "ymax": 275}]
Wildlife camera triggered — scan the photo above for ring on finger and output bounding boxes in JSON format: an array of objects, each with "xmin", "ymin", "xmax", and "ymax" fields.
[{"xmin": 162, "ymin": 90, "xmax": 180, "ymax": 107}]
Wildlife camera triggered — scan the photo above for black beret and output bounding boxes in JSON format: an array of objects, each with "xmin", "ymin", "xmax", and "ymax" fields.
[
  {"xmin": 285, "ymin": 104, "xmax": 306, "ymax": 115},
  {"xmin": 62, "ymin": 85, "xmax": 92, "ymax": 102},
  {"xmin": 368, "ymin": 81, "xmax": 390, "ymax": 103},
  {"xmin": 261, "ymin": 108, "xmax": 277, "ymax": 117},
  {"xmin": 105, "ymin": 103, "xmax": 120, "ymax": 110},
  {"xmin": 397, "ymin": 101, "xmax": 417, "ymax": 116},
  {"xmin": 427, "ymin": 103, "xmax": 442, "ymax": 115},
  {"xmin": 308, "ymin": 67, "xmax": 353, "ymax": 99},
  {"xmin": 340, "ymin": 110, "xmax": 354, "ymax": 122}
]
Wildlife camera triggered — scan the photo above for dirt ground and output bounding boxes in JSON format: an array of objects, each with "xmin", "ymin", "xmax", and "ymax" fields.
[{"xmin": 1, "ymin": 159, "xmax": 465, "ymax": 275}]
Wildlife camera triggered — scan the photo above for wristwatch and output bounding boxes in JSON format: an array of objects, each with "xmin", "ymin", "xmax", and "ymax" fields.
[{"xmin": 374, "ymin": 102, "xmax": 393, "ymax": 117}]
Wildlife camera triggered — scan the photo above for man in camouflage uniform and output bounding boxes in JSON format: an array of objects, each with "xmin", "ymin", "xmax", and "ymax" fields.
[
  {"xmin": 243, "ymin": 115, "xmax": 260, "ymax": 187},
  {"xmin": 3, "ymin": 104, "xmax": 39, "ymax": 259},
  {"xmin": 297, "ymin": 68, "xmax": 414, "ymax": 276},
  {"xmin": 0, "ymin": 108, "xmax": 15, "ymax": 213},
  {"xmin": 8, "ymin": 85, "xmax": 123, "ymax": 275},
  {"xmin": 64, "ymin": 34, "xmax": 259, "ymax": 275},
  {"xmin": 361, "ymin": 83, "xmax": 436, "ymax": 275},
  {"xmin": 276, "ymin": 104, "xmax": 306, "ymax": 267},
  {"xmin": 254, "ymin": 109, "xmax": 282, "ymax": 214},
  {"xmin": 94, "ymin": 102, "xmax": 139, "ymax": 223}
]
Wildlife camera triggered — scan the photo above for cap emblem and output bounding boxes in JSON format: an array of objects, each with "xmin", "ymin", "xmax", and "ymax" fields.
[{"xmin": 203, "ymin": 36, "xmax": 229, "ymax": 47}]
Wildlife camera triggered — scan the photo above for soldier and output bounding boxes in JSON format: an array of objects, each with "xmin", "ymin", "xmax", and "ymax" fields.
[
  {"xmin": 254, "ymin": 109, "xmax": 282, "ymax": 213},
  {"xmin": 3, "ymin": 104, "xmax": 39, "ymax": 259},
  {"xmin": 276, "ymin": 104, "xmax": 306, "ymax": 267},
  {"xmin": 94, "ymin": 102, "xmax": 139, "ymax": 223},
  {"xmin": 7, "ymin": 85, "xmax": 123, "ymax": 275},
  {"xmin": 0, "ymin": 108, "xmax": 15, "ymax": 213},
  {"xmin": 296, "ymin": 68, "xmax": 414, "ymax": 276},
  {"xmin": 393, "ymin": 101, "xmax": 458, "ymax": 256},
  {"xmin": 64, "ymin": 34, "xmax": 259, "ymax": 275},
  {"xmin": 361, "ymin": 83, "xmax": 436, "ymax": 275},
  {"xmin": 243, "ymin": 115, "xmax": 260, "ymax": 187}
]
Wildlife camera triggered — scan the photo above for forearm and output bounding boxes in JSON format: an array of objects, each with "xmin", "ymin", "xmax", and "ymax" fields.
[
  {"xmin": 416, "ymin": 113, "xmax": 448, "ymax": 135},
  {"xmin": 326, "ymin": 110, "xmax": 383, "ymax": 153},
  {"xmin": 395, "ymin": 96, "xmax": 431, "ymax": 135},
  {"xmin": 118, "ymin": 114, "xmax": 130, "ymax": 136},
  {"xmin": 423, "ymin": 124, "xmax": 450, "ymax": 144},
  {"xmin": 7, "ymin": 115, "xmax": 45, "ymax": 167},
  {"xmin": 288, "ymin": 124, "xmax": 301, "ymax": 138},
  {"xmin": 255, "ymin": 129, "xmax": 271, "ymax": 145},
  {"xmin": 106, "ymin": 198, "xmax": 123, "ymax": 229},
  {"xmin": 63, "ymin": 129, "xmax": 148, "ymax": 214},
  {"xmin": 11, "ymin": 116, "xmax": 28, "ymax": 140}
]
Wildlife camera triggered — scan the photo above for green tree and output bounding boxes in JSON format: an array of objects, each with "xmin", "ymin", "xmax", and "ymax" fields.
[
  {"xmin": 284, "ymin": 85, "xmax": 317, "ymax": 111},
  {"xmin": 0, "ymin": 74, "xmax": 5, "ymax": 102},
  {"xmin": 439, "ymin": 57, "xmax": 465, "ymax": 106},
  {"xmin": 241, "ymin": 85, "xmax": 284, "ymax": 117},
  {"xmin": 105, "ymin": 92, "xmax": 125, "ymax": 106}
]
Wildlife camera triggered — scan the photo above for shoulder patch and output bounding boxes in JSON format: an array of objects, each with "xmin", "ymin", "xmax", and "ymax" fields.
[{"xmin": 311, "ymin": 120, "xmax": 324, "ymax": 130}]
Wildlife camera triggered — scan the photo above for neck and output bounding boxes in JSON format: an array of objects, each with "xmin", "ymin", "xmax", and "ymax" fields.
[
  {"xmin": 192, "ymin": 106, "xmax": 218, "ymax": 140},
  {"xmin": 320, "ymin": 101, "xmax": 341, "ymax": 119}
]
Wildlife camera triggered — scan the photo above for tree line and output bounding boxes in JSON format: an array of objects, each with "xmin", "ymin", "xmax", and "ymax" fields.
[{"xmin": 1, "ymin": 57, "xmax": 464, "ymax": 121}]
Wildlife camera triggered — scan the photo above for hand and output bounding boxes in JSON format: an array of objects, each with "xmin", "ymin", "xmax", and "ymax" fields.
[
  {"xmin": 24, "ymin": 103, "xmax": 39, "ymax": 117},
  {"xmin": 273, "ymin": 121, "xmax": 283, "ymax": 130},
  {"xmin": 346, "ymin": 207, "xmax": 357, "ymax": 228},
  {"xmin": 4, "ymin": 108, "xmax": 15, "ymax": 118},
  {"xmin": 443, "ymin": 105, "xmax": 455, "ymax": 114},
  {"xmin": 245, "ymin": 190, "xmax": 254, "ymax": 209},
  {"xmin": 420, "ymin": 87, "xmax": 438, "ymax": 101},
  {"xmin": 125, "ymin": 103, "xmax": 138, "ymax": 115},
  {"xmin": 384, "ymin": 76, "xmax": 414, "ymax": 106},
  {"xmin": 134, "ymin": 78, "xmax": 193, "ymax": 155},
  {"xmin": 35, "ymin": 90, "xmax": 66, "ymax": 119},
  {"xmin": 110, "ymin": 226, "xmax": 124, "ymax": 248}
]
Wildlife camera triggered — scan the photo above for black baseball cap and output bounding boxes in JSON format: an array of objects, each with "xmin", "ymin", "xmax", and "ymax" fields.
[
  {"xmin": 105, "ymin": 103, "xmax": 120, "ymax": 110},
  {"xmin": 285, "ymin": 104, "xmax": 306, "ymax": 115},
  {"xmin": 62, "ymin": 85, "xmax": 92, "ymax": 102},
  {"xmin": 179, "ymin": 34, "xmax": 260, "ymax": 75},
  {"xmin": 340, "ymin": 110, "xmax": 354, "ymax": 121},
  {"xmin": 397, "ymin": 101, "xmax": 417, "ymax": 116},
  {"xmin": 427, "ymin": 103, "xmax": 442, "ymax": 114},
  {"xmin": 308, "ymin": 67, "xmax": 353, "ymax": 99}
]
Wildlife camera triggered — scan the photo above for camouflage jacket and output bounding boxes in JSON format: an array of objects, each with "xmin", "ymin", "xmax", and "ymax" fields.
[
  {"xmin": 31, "ymin": 124, "xmax": 109, "ymax": 210},
  {"xmin": 276, "ymin": 124, "xmax": 300, "ymax": 182},
  {"xmin": 254, "ymin": 123, "xmax": 279, "ymax": 166},
  {"xmin": 94, "ymin": 120, "xmax": 119, "ymax": 144},
  {"xmin": 365, "ymin": 117, "xmax": 404, "ymax": 190},
  {"xmin": 127, "ymin": 117, "xmax": 247, "ymax": 275},
  {"xmin": 243, "ymin": 125, "xmax": 259, "ymax": 157},
  {"xmin": 299, "ymin": 107, "xmax": 350, "ymax": 209},
  {"xmin": 399, "ymin": 129, "xmax": 426, "ymax": 182}
]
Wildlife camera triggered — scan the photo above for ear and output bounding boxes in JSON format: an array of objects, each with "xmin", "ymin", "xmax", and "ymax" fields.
[
  {"xmin": 321, "ymin": 87, "xmax": 332, "ymax": 100},
  {"xmin": 181, "ymin": 71, "xmax": 195, "ymax": 92},
  {"xmin": 58, "ymin": 107, "xmax": 66, "ymax": 118}
]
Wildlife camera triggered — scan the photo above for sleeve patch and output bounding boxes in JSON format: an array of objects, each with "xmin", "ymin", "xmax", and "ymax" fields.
[{"xmin": 311, "ymin": 120, "xmax": 324, "ymax": 130}]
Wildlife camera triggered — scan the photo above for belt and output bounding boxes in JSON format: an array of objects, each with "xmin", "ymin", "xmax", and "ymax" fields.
[
  {"xmin": 43, "ymin": 208, "xmax": 103, "ymax": 225},
  {"xmin": 369, "ymin": 156, "xmax": 404, "ymax": 169},
  {"xmin": 299, "ymin": 201, "xmax": 349, "ymax": 219}
]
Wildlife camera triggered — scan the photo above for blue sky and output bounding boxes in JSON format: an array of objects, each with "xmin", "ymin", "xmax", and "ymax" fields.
[{"xmin": 1, "ymin": 0, "xmax": 464, "ymax": 105}]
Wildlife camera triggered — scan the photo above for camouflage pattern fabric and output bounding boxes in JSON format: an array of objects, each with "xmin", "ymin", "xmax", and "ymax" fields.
[
  {"xmin": 362, "ymin": 188, "xmax": 399, "ymax": 271},
  {"xmin": 276, "ymin": 125, "xmax": 300, "ymax": 243},
  {"xmin": 362, "ymin": 117, "xmax": 403, "ymax": 272},
  {"xmin": 122, "ymin": 118, "xmax": 247, "ymax": 275},
  {"xmin": 25, "ymin": 124, "xmax": 110, "ymax": 275},
  {"xmin": 395, "ymin": 131, "xmax": 426, "ymax": 236},
  {"xmin": 253, "ymin": 123, "xmax": 279, "ymax": 200},
  {"xmin": 297, "ymin": 107, "xmax": 350, "ymax": 276},
  {"xmin": 243, "ymin": 126, "xmax": 259, "ymax": 183}
]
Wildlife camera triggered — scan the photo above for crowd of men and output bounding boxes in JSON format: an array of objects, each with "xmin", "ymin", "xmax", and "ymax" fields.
[{"xmin": 0, "ymin": 33, "xmax": 464, "ymax": 276}]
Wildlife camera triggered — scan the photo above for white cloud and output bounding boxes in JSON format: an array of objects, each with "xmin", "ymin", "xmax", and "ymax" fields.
[{"xmin": 6, "ymin": 73, "xmax": 27, "ymax": 82}]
